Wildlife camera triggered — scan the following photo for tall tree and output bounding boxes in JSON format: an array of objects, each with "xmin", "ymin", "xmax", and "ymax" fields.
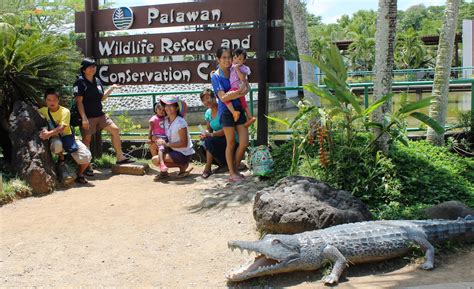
[
  {"xmin": 287, "ymin": 0, "xmax": 319, "ymax": 106},
  {"xmin": 372, "ymin": 0, "xmax": 398, "ymax": 153},
  {"xmin": 427, "ymin": 0, "xmax": 461, "ymax": 145}
]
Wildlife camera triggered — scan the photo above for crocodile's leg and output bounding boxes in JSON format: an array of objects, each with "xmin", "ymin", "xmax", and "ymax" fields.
[
  {"xmin": 321, "ymin": 245, "xmax": 348, "ymax": 284},
  {"xmin": 409, "ymin": 234, "xmax": 435, "ymax": 270}
]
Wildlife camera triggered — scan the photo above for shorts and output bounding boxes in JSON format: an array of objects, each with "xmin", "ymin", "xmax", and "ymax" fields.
[
  {"xmin": 50, "ymin": 137, "xmax": 92, "ymax": 165},
  {"xmin": 220, "ymin": 108, "xmax": 247, "ymax": 127},
  {"xmin": 166, "ymin": 148, "xmax": 192, "ymax": 165},
  {"xmin": 152, "ymin": 134, "xmax": 168, "ymax": 142},
  {"xmin": 81, "ymin": 114, "xmax": 114, "ymax": 135}
]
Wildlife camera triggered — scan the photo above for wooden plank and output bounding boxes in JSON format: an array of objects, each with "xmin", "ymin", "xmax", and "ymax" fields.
[
  {"xmin": 76, "ymin": 27, "xmax": 284, "ymax": 58},
  {"xmin": 95, "ymin": 58, "xmax": 283, "ymax": 85},
  {"xmin": 75, "ymin": 0, "xmax": 283, "ymax": 33}
]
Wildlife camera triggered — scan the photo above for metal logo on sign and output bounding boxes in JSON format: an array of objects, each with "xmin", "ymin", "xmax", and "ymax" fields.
[{"xmin": 112, "ymin": 7, "xmax": 134, "ymax": 30}]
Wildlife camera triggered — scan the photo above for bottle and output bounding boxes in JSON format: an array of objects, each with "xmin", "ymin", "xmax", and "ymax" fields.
[{"xmin": 198, "ymin": 124, "xmax": 205, "ymax": 134}]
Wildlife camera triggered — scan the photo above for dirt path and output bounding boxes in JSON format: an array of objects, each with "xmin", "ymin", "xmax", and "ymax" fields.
[{"xmin": 1, "ymin": 166, "xmax": 473, "ymax": 288}]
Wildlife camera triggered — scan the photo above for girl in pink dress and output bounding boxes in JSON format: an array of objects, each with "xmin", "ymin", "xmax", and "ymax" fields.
[{"xmin": 149, "ymin": 102, "xmax": 168, "ymax": 172}]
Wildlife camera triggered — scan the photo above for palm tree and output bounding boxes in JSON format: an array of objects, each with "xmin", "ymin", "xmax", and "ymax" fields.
[
  {"xmin": 0, "ymin": 14, "xmax": 80, "ymax": 114},
  {"xmin": 395, "ymin": 28, "xmax": 431, "ymax": 71},
  {"xmin": 347, "ymin": 33, "xmax": 376, "ymax": 71},
  {"xmin": 427, "ymin": 0, "xmax": 461, "ymax": 145},
  {"xmin": 287, "ymin": 0, "xmax": 319, "ymax": 106},
  {"xmin": 372, "ymin": 0, "xmax": 398, "ymax": 153}
]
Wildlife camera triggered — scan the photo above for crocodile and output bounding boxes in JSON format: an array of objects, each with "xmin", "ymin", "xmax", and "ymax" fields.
[{"xmin": 226, "ymin": 216, "xmax": 474, "ymax": 284}]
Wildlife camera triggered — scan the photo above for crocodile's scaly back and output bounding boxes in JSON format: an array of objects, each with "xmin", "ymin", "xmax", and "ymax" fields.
[{"xmin": 411, "ymin": 215, "xmax": 474, "ymax": 243}]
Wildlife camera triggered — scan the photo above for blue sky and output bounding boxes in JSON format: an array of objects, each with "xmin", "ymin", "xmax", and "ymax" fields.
[{"xmin": 109, "ymin": 0, "xmax": 447, "ymax": 24}]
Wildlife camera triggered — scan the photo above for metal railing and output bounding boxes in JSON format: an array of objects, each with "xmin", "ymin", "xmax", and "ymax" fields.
[
  {"xmin": 105, "ymin": 78, "xmax": 473, "ymax": 138},
  {"xmin": 313, "ymin": 66, "xmax": 474, "ymax": 84}
]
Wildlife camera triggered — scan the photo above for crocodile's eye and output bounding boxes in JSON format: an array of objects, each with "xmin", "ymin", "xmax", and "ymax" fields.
[{"xmin": 272, "ymin": 239, "xmax": 281, "ymax": 245}]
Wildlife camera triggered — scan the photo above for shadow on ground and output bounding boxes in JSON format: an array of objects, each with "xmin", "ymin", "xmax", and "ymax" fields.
[
  {"xmin": 226, "ymin": 256, "xmax": 416, "ymax": 288},
  {"xmin": 188, "ymin": 172, "xmax": 269, "ymax": 212}
]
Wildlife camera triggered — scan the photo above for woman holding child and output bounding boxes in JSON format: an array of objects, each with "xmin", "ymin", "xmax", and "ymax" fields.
[
  {"xmin": 210, "ymin": 47, "xmax": 252, "ymax": 182},
  {"xmin": 151, "ymin": 95, "xmax": 194, "ymax": 180}
]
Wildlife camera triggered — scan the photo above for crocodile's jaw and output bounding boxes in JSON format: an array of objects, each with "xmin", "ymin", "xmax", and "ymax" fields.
[
  {"xmin": 226, "ymin": 239, "xmax": 305, "ymax": 281},
  {"xmin": 226, "ymin": 252, "xmax": 302, "ymax": 281}
]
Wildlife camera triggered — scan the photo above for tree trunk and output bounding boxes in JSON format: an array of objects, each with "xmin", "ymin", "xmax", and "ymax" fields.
[
  {"xmin": 427, "ymin": 0, "xmax": 460, "ymax": 146},
  {"xmin": 372, "ymin": 0, "xmax": 397, "ymax": 154},
  {"xmin": 287, "ymin": 0, "xmax": 319, "ymax": 106}
]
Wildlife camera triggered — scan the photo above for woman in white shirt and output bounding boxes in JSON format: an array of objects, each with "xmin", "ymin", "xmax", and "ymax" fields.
[{"xmin": 152, "ymin": 96, "xmax": 195, "ymax": 179}]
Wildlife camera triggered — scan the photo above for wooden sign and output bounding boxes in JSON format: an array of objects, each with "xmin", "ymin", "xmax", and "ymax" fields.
[
  {"xmin": 77, "ymin": 0, "xmax": 285, "ymax": 145},
  {"xmin": 75, "ymin": 0, "xmax": 283, "ymax": 32}
]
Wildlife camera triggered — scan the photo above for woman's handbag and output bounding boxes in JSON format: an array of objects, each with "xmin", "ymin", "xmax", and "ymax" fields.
[
  {"xmin": 48, "ymin": 109, "xmax": 79, "ymax": 153},
  {"xmin": 69, "ymin": 102, "xmax": 82, "ymax": 127}
]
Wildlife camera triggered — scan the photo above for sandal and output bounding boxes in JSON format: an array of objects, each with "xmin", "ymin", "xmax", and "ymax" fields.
[
  {"xmin": 84, "ymin": 167, "xmax": 94, "ymax": 177},
  {"xmin": 177, "ymin": 167, "xmax": 194, "ymax": 178},
  {"xmin": 75, "ymin": 175, "xmax": 88, "ymax": 184},
  {"xmin": 116, "ymin": 157, "xmax": 134, "ymax": 165},
  {"xmin": 228, "ymin": 175, "xmax": 243, "ymax": 183},
  {"xmin": 201, "ymin": 170, "xmax": 212, "ymax": 179},
  {"xmin": 212, "ymin": 166, "xmax": 228, "ymax": 174},
  {"xmin": 154, "ymin": 171, "xmax": 169, "ymax": 181}
]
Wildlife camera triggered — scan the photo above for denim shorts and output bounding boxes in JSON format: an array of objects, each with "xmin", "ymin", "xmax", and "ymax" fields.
[
  {"xmin": 166, "ymin": 148, "xmax": 192, "ymax": 165},
  {"xmin": 220, "ymin": 108, "xmax": 247, "ymax": 127}
]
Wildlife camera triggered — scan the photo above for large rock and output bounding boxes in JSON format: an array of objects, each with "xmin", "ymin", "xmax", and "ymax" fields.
[
  {"xmin": 8, "ymin": 101, "xmax": 57, "ymax": 194},
  {"xmin": 253, "ymin": 176, "xmax": 373, "ymax": 234},
  {"xmin": 425, "ymin": 201, "xmax": 474, "ymax": 220}
]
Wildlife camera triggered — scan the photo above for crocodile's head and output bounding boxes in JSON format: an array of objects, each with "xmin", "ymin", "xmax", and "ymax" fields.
[{"xmin": 226, "ymin": 234, "xmax": 320, "ymax": 281}]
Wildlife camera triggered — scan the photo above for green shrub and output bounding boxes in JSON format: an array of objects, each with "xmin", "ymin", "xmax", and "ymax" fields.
[
  {"xmin": 270, "ymin": 138, "xmax": 474, "ymax": 220},
  {"xmin": 390, "ymin": 140, "xmax": 474, "ymax": 209}
]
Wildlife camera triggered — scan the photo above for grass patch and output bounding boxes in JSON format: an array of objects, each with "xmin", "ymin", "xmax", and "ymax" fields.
[{"xmin": 0, "ymin": 178, "xmax": 32, "ymax": 205}]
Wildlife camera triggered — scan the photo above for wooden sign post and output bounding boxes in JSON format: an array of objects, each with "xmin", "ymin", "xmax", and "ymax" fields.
[{"xmin": 257, "ymin": 0, "xmax": 268, "ymax": 145}]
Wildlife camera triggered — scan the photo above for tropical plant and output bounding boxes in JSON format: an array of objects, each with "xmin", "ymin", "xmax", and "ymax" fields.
[
  {"xmin": 395, "ymin": 28, "xmax": 432, "ymax": 70},
  {"xmin": 347, "ymin": 34, "xmax": 375, "ymax": 71},
  {"xmin": 268, "ymin": 44, "xmax": 444, "ymax": 173},
  {"xmin": 0, "ymin": 14, "xmax": 81, "ymax": 114}
]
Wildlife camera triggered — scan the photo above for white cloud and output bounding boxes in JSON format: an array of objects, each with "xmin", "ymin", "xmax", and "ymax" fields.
[{"xmin": 306, "ymin": 0, "xmax": 448, "ymax": 24}]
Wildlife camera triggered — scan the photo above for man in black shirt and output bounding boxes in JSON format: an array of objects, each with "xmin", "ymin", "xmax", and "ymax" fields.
[{"xmin": 73, "ymin": 58, "xmax": 132, "ymax": 174}]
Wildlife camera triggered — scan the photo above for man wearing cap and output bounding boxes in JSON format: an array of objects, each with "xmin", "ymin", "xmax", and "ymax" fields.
[{"xmin": 73, "ymin": 58, "xmax": 132, "ymax": 175}]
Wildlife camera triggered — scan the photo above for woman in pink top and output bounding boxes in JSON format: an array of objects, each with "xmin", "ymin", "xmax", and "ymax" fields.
[{"xmin": 149, "ymin": 102, "xmax": 168, "ymax": 172}]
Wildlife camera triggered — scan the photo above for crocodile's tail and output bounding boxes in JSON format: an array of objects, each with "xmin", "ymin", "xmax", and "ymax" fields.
[{"xmin": 416, "ymin": 215, "xmax": 474, "ymax": 243}]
